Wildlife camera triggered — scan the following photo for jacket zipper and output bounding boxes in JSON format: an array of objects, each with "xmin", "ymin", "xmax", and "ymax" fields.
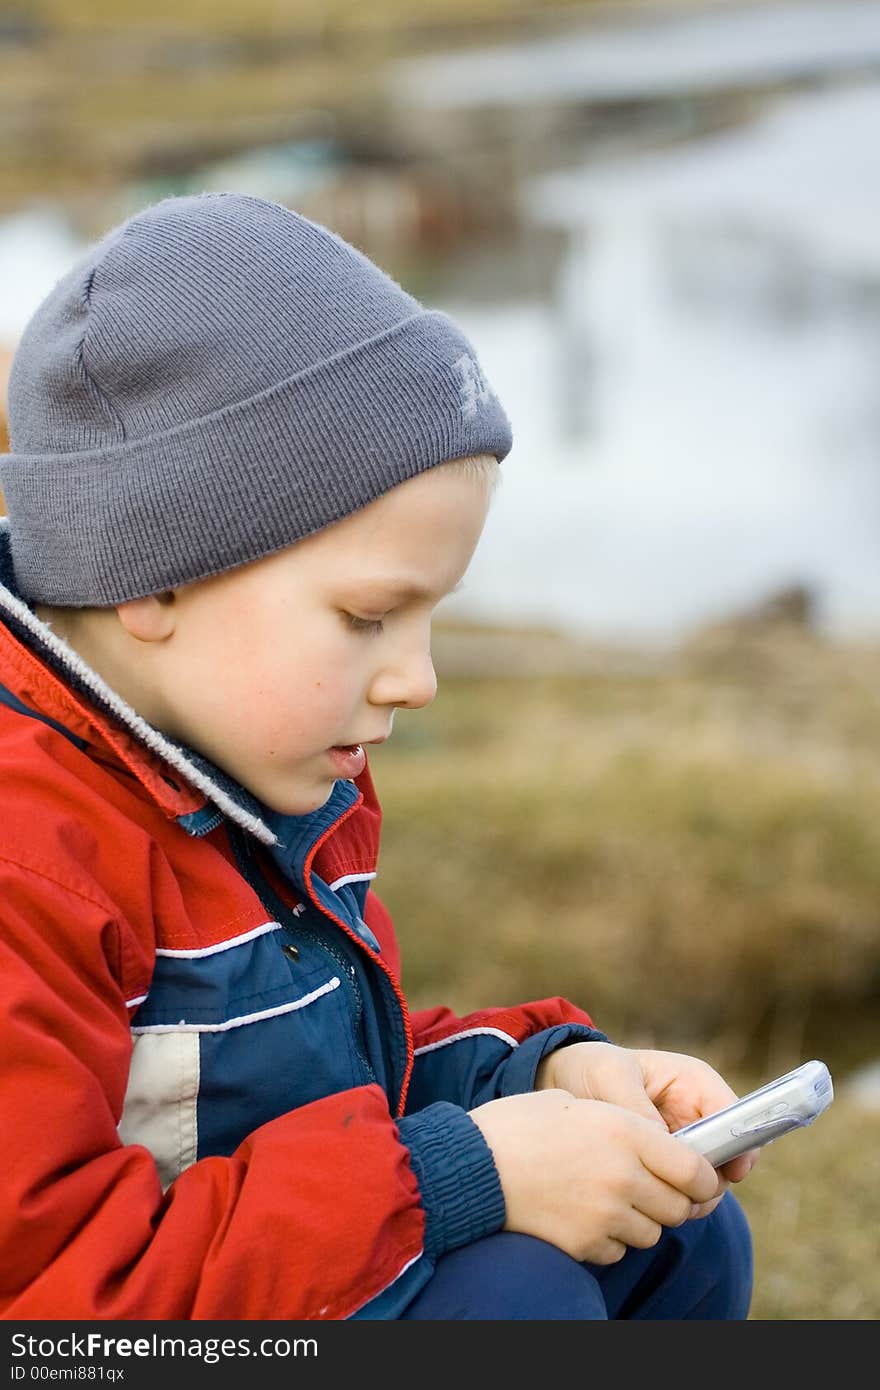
[{"xmin": 226, "ymin": 823, "xmax": 377, "ymax": 1086}]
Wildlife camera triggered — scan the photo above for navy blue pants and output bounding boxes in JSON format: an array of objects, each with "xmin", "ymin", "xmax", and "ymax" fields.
[{"xmin": 401, "ymin": 1190, "xmax": 753, "ymax": 1320}]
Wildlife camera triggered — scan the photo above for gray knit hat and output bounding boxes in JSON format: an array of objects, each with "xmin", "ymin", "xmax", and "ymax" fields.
[{"xmin": 0, "ymin": 191, "xmax": 512, "ymax": 606}]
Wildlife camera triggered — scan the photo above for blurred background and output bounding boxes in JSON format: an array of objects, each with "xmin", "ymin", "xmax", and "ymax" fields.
[{"xmin": 2, "ymin": 0, "xmax": 879, "ymax": 1317}]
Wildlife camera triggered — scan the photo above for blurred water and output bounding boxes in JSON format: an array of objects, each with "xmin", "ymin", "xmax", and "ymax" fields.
[
  {"xmin": 432, "ymin": 82, "xmax": 880, "ymax": 648},
  {"xmin": 4, "ymin": 60, "xmax": 880, "ymax": 649},
  {"xmin": 0, "ymin": 203, "xmax": 79, "ymax": 348},
  {"xmin": 392, "ymin": 0, "xmax": 880, "ymax": 107}
]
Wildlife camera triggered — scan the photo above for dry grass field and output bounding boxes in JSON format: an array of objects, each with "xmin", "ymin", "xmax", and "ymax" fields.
[{"xmin": 368, "ymin": 615, "xmax": 880, "ymax": 1319}]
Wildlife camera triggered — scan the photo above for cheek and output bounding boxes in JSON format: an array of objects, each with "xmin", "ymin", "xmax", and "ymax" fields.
[
  {"xmin": 174, "ymin": 606, "xmax": 360, "ymax": 749},
  {"xmin": 242, "ymin": 639, "xmax": 357, "ymax": 741},
  {"xmin": 175, "ymin": 620, "xmax": 286, "ymax": 730}
]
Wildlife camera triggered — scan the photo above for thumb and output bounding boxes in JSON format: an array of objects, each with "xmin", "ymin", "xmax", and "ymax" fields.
[
  {"xmin": 591, "ymin": 1065, "xmax": 669, "ymax": 1130},
  {"xmin": 621, "ymin": 1088, "xmax": 669, "ymax": 1130}
]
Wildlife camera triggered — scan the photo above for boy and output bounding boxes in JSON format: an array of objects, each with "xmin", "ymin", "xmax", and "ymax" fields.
[{"xmin": 0, "ymin": 192, "xmax": 754, "ymax": 1319}]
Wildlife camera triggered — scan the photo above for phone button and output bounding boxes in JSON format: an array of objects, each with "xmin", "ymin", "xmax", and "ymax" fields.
[{"xmin": 731, "ymin": 1101, "xmax": 789, "ymax": 1137}]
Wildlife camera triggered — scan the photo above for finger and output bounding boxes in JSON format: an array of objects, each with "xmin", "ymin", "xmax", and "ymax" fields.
[
  {"xmin": 631, "ymin": 1172, "xmax": 697, "ymax": 1229},
  {"xmin": 688, "ymin": 1172, "xmax": 729, "ymax": 1220},
  {"xmin": 627, "ymin": 1097, "xmax": 669, "ymax": 1129},
  {"xmin": 636, "ymin": 1051, "xmax": 741, "ymax": 1130},
  {"xmin": 719, "ymin": 1150, "xmax": 760, "ymax": 1183},
  {"xmin": 641, "ymin": 1130, "xmax": 720, "ymax": 1204},
  {"xmin": 598, "ymin": 1081, "xmax": 668, "ymax": 1129},
  {"xmin": 614, "ymin": 1209, "xmax": 664, "ymax": 1252},
  {"xmin": 585, "ymin": 1053, "xmax": 668, "ymax": 1128},
  {"xmin": 688, "ymin": 1195, "xmax": 725, "ymax": 1221},
  {"xmin": 587, "ymin": 1237, "xmax": 628, "ymax": 1267}
]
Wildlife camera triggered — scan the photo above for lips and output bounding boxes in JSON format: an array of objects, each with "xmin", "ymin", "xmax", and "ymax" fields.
[{"xmin": 326, "ymin": 743, "xmax": 367, "ymax": 778}]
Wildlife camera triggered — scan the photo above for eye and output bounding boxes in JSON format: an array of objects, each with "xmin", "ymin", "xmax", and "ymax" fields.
[{"xmin": 346, "ymin": 613, "xmax": 385, "ymax": 635}]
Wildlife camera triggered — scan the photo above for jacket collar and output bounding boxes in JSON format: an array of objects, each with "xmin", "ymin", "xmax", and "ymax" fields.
[{"xmin": 0, "ymin": 518, "xmax": 380, "ymax": 869}]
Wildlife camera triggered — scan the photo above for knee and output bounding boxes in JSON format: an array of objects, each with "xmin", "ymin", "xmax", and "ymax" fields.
[
  {"xmin": 486, "ymin": 1233, "xmax": 606, "ymax": 1318},
  {"xmin": 404, "ymin": 1232, "xmax": 606, "ymax": 1320}
]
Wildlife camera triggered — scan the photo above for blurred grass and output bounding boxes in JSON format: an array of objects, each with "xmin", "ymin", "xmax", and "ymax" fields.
[
  {"xmin": 0, "ymin": 1, "xmax": 583, "ymax": 204},
  {"xmin": 368, "ymin": 615, "xmax": 880, "ymax": 1318},
  {"xmin": 36, "ymin": 1, "xmax": 637, "ymax": 38},
  {"xmin": 737, "ymin": 1098, "xmax": 880, "ymax": 1319},
  {"xmin": 372, "ymin": 620, "xmax": 880, "ymax": 1068},
  {"xmin": 0, "ymin": 0, "xmax": 696, "ymax": 215}
]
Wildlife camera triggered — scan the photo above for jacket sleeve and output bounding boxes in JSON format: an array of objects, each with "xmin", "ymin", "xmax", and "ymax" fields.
[
  {"xmin": 404, "ymin": 998, "xmax": 609, "ymax": 1115},
  {"xmin": 0, "ymin": 853, "xmax": 499, "ymax": 1320},
  {"xmin": 362, "ymin": 886, "xmax": 610, "ymax": 1114}
]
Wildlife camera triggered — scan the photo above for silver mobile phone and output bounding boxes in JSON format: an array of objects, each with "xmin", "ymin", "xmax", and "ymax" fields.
[{"xmin": 672, "ymin": 1059, "xmax": 833, "ymax": 1167}]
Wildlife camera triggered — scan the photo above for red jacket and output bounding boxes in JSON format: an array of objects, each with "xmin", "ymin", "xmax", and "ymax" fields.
[{"xmin": 0, "ymin": 538, "xmax": 600, "ymax": 1319}]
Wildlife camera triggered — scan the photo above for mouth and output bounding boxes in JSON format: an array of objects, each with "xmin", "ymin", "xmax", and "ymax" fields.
[{"xmin": 326, "ymin": 743, "xmax": 367, "ymax": 777}]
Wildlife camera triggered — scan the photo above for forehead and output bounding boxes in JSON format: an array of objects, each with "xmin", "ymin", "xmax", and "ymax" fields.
[
  {"xmin": 304, "ymin": 465, "xmax": 493, "ymax": 581},
  {"xmin": 199, "ymin": 464, "xmax": 494, "ymax": 613}
]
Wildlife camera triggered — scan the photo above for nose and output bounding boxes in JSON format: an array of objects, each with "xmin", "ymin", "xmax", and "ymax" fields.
[{"xmin": 368, "ymin": 635, "xmax": 438, "ymax": 711}]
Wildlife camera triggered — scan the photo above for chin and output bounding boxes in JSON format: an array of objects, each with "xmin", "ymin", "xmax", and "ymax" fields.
[{"xmin": 262, "ymin": 781, "xmax": 336, "ymax": 818}]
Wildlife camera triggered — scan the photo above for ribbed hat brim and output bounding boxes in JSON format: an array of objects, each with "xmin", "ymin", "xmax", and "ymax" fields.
[{"xmin": 1, "ymin": 310, "xmax": 512, "ymax": 606}]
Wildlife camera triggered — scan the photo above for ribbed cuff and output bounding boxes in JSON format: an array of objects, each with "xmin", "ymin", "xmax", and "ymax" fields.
[{"xmin": 397, "ymin": 1102, "xmax": 506, "ymax": 1262}]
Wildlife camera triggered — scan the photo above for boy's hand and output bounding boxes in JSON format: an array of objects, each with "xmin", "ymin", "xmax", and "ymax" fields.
[
  {"xmin": 469, "ymin": 1088, "xmax": 723, "ymax": 1265},
  {"xmin": 535, "ymin": 1041, "xmax": 759, "ymax": 1188}
]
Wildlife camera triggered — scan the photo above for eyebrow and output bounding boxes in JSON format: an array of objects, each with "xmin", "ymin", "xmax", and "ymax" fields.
[{"xmin": 357, "ymin": 579, "xmax": 465, "ymax": 601}]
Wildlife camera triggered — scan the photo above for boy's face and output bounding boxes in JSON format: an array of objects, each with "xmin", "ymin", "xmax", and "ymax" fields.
[{"xmin": 117, "ymin": 460, "xmax": 495, "ymax": 815}]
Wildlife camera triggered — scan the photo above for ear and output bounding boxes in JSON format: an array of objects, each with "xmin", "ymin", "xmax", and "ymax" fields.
[{"xmin": 114, "ymin": 591, "xmax": 177, "ymax": 643}]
